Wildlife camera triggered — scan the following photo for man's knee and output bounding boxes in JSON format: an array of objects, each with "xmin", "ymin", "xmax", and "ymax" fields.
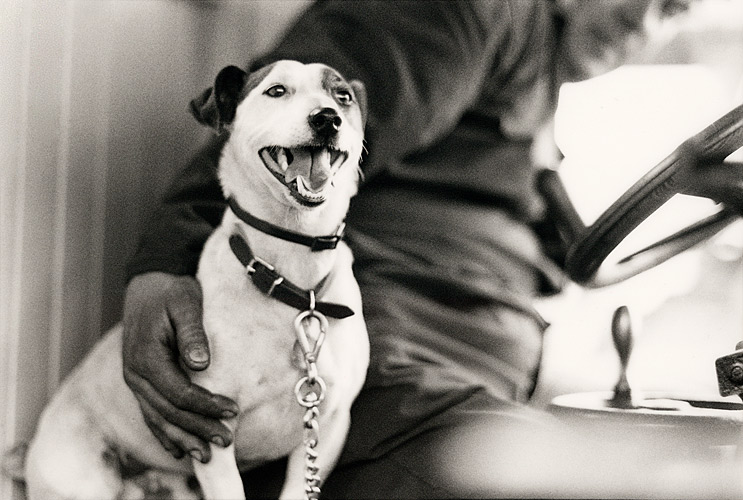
[{"xmin": 324, "ymin": 397, "xmax": 557, "ymax": 499}]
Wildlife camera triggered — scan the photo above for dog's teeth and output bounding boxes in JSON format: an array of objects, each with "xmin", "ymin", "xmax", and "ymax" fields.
[
  {"xmin": 261, "ymin": 149, "xmax": 275, "ymax": 165},
  {"xmin": 298, "ymin": 178, "xmax": 312, "ymax": 197},
  {"xmin": 296, "ymin": 177, "xmax": 326, "ymax": 202},
  {"xmin": 330, "ymin": 151, "xmax": 347, "ymax": 170},
  {"xmin": 297, "ymin": 178, "xmax": 311, "ymax": 198},
  {"xmin": 276, "ymin": 148, "xmax": 289, "ymax": 172},
  {"xmin": 330, "ymin": 151, "xmax": 348, "ymax": 169}
]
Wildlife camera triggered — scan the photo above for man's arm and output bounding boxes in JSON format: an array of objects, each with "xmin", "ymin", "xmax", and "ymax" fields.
[
  {"xmin": 123, "ymin": 133, "xmax": 239, "ymax": 462},
  {"xmin": 126, "ymin": 133, "xmax": 228, "ymax": 280}
]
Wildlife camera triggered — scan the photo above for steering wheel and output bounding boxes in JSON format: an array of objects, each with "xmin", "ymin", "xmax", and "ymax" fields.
[{"xmin": 538, "ymin": 103, "xmax": 743, "ymax": 288}]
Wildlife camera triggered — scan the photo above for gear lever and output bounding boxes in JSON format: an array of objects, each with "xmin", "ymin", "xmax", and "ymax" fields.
[{"xmin": 609, "ymin": 305, "xmax": 635, "ymax": 409}]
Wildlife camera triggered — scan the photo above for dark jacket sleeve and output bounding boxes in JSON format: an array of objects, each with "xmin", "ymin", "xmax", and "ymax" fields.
[
  {"xmin": 125, "ymin": 134, "xmax": 227, "ymax": 280},
  {"xmin": 127, "ymin": 0, "xmax": 512, "ymax": 280}
]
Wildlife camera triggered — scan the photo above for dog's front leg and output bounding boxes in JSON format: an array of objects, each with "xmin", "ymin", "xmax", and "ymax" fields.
[
  {"xmin": 279, "ymin": 408, "xmax": 351, "ymax": 500},
  {"xmin": 192, "ymin": 419, "xmax": 244, "ymax": 500}
]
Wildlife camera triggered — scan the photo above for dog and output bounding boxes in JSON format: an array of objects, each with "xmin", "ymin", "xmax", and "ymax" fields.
[{"xmin": 24, "ymin": 60, "xmax": 370, "ymax": 500}]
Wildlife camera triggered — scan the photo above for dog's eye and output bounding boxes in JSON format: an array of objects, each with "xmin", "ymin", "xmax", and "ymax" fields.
[
  {"xmin": 264, "ymin": 85, "xmax": 287, "ymax": 98},
  {"xmin": 335, "ymin": 90, "xmax": 353, "ymax": 106}
]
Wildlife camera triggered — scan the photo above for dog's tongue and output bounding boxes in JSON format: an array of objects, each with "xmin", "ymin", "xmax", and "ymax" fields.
[{"xmin": 285, "ymin": 148, "xmax": 331, "ymax": 192}]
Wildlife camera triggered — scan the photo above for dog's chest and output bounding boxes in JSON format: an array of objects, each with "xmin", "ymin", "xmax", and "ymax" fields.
[{"xmin": 194, "ymin": 227, "xmax": 348, "ymax": 462}]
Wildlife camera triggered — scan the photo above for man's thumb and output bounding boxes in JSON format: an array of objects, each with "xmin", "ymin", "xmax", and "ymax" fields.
[{"xmin": 170, "ymin": 276, "xmax": 210, "ymax": 371}]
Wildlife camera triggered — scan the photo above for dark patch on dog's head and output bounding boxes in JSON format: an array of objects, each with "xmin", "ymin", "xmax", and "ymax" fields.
[
  {"xmin": 320, "ymin": 67, "xmax": 368, "ymax": 128},
  {"xmin": 190, "ymin": 63, "xmax": 276, "ymax": 134}
]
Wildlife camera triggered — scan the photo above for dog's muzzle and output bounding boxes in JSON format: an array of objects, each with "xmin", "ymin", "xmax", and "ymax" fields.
[{"xmin": 260, "ymin": 146, "xmax": 348, "ymax": 206}]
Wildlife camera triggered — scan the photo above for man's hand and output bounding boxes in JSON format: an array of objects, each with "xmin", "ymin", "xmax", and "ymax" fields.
[{"xmin": 122, "ymin": 272, "xmax": 239, "ymax": 463}]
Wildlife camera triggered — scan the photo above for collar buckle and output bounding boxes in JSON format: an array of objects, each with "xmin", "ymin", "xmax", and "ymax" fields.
[{"xmin": 246, "ymin": 255, "xmax": 275, "ymax": 275}]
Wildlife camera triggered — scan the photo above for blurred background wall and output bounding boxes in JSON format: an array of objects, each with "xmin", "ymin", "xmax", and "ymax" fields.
[{"xmin": 0, "ymin": 2, "xmax": 309, "ymax": 498}]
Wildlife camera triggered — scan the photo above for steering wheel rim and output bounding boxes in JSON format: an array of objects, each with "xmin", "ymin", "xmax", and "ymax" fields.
[{"xmin": 562, "ymin": 103, "xmax": 743, "ymax": 287}]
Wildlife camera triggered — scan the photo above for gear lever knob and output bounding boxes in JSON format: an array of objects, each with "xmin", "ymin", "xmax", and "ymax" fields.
[{"xmin": 610, "ymin": 305, "xmax": 635, "ymax": 409}]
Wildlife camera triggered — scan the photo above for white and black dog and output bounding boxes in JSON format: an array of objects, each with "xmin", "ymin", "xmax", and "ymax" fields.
[{"xmin": 24, "ymin": 60, "xmax": 369, "ymax": 499}]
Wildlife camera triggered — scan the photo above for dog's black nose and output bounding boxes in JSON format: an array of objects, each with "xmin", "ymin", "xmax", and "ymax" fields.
[{"xmin": 309, "ymin": 107, "xmax": 342, "ymax": 137}]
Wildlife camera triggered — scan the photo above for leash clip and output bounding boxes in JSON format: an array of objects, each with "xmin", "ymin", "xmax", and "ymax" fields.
[
  {"xmin": 292, "ymin": 294, "xmax": 331, "ymax": 500},
  {"xmin": 294, "ymin": 308, "xmax": 328, "ymax": 364}
]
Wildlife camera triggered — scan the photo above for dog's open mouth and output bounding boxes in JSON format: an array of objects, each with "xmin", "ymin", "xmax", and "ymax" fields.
[{"xmin": 260, "ymin": 146, "xmax": 348, "ymax": 206}]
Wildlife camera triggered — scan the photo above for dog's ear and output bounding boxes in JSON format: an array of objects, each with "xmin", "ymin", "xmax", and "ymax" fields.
[
  {"xmin": 189, "ymin": 87, "xmax": 220, "ymax": 130},
  {"xmin": 189, "ymin": 65, "xmax": 248, "ymax": 133},
  {"xmin": 350, "ymin": 80, "xmax": 368, "ymax": 128}
]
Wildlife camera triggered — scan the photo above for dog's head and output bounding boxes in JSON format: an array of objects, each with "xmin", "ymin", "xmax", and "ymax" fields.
[{"xmin": 190, "ymin": 61, "xmax": 366, "ymax": 209}]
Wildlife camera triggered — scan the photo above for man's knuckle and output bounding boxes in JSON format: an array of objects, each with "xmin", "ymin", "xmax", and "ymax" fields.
[
  {"xmin": 171, "ymin": 387, "xmax": 194, "ymax": 408},
  {"xmin": 178, "ymin": 326, "xmax": 204, "ymax": 343},
  {"xmin": 122, "ymin": 368, "xmax": 144, "ymax": 389},
  {"xmin": 142, "ymin": 412, "xmax": 163, "ymax": 432}
]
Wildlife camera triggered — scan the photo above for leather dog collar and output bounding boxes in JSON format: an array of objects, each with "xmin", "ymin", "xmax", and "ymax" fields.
[
  {"xmin": 228, "ymin": 197, "xmax": 345, "ymax": 251},
  {"xmin": 228, "ymin": 232, "xmax": 354, "ymax": 319}
]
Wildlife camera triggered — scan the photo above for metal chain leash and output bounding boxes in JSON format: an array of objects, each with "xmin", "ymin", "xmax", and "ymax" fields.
[
  {"xmin": 294, "ymin": 292, "xmax": 328, "ymax": 500},
  {"xmin": 301, "ymin": 396, "xmax": 322, "ymax": 499}
]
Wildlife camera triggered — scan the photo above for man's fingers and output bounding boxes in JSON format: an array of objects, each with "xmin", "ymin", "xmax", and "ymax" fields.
[
  {"xmin": 137, "ymin": 394, "xmax": 212, "ymax": 463},
  {"xmin": 124, "ymin": 367, "xmax": 235, "ymax": 447},
  {"xmin": 137, "ymin": 397, "xmax": 186, "ymax": 459},
  {"xmin": 148, "ymin": 363, "xmax": 238, "ymax": 420},
  {"xmin": 131, "ymin": 315, "xmax": 239, "ymax": 420},
  {"xmin": 120, "ymin": 272, "xmax": 240, "ymax": 461}
]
